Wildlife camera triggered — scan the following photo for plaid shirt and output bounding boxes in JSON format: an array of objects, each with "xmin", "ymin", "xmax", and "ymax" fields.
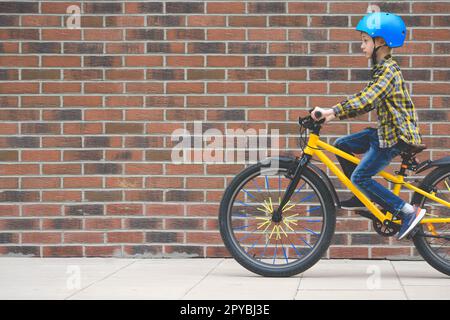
[{"xmin": 332, "ymin": 55, "xmax": 422, "ymax": 148}]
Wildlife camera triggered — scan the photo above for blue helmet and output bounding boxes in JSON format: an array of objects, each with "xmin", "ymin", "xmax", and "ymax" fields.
[{"xmin": 356, "ymin": 12, "xmax": 407, "ymax": 48}]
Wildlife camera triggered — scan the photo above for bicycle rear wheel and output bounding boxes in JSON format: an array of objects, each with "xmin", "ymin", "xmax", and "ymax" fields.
[
  {"xmin": 219, "ymin": 158, "xmax": 336, "ymax": 277},
  {"xmin": 412, "ymin": 166, "xmax": 450, "ymax": 276}
]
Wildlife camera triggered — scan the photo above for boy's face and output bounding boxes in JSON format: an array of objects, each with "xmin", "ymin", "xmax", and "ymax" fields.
[
  {"xmin": 360, "ymin": 33, "xmax": 374, "ymax": 59},
  {"xmin": 360, "ymin": 32, "xmax": 387, "ymax": 59}
]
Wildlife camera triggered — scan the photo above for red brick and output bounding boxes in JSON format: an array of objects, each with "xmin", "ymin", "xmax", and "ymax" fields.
[
  {"xmin": 414, "ymin": 83, "xmax": 449, "ymax": 95},
  {"xmin": 107, "ymin": 232, "xmax": 144, "ymax": 243},
  {"xmin": 413, "ymin": 29, "xmax": 450, "ymax": 41},
  {"xmin": 0, "ymin": 56, "xmax": 38, "ymax": 67},
  {"xmin": 43, "ymin": 246, "xmax": 83, "ymax": 257},
  {"xmin": 42, "ymin": 29, "xmax": 81, "ymax": 40},
  {"xmin": 105, "ymin": 96, "xmax": 143, "ymax": 108},
  {"xmin": 0, "ymin": 205, "xmax": 20, "ymax": 217},
  {"xmin": 86, "ymin": 246, "xmax": 121, "ymax": 257},
  {"xmin": 125, "ymin": 56, "xmax": 163, "ymax": 67},
  {"xmin": 64, "ymin": 232, "xmax": 104, "ymax": 244},
  {"xmin": 289, "ymin": 2, "xmax": 327, "ymax": 13},
  {"xmin": 167, "ymin": 56, "xmax": 204, "ymax": 67},
  {"xmin": 289, "ymin": 82, "xmax": 327, "ymax": 94},
  {"xmin": 187, "ymin": 204, "xmax": 220, "ymax": 217},
  {"xmin": 167, "ymin": 82, "xmax": 204, "ymax": 94},
  {"xmin": 372, "ymin": 247, "xmax": 411, "ymax": 259},
  {"xmin": 42, "ymin": 56, "xmax": 81, "ymax": 67},
  {"xmin": 63, "ymin": 95, "xmax": 102, "ymax": 107},
  {"xmin": 64, "ymin": 177, "xmax": 103, "ymax": 188},
  {"xmin": 186, "ymin": 232, "xmax": 222, "ymax": 245},
  {"xmin": 0, "ymin": 164, "xmax": 39, "ymax": 175},
  {"xmin": 145, "ymin": 204, "xmax": 183, "ymax": 216},
  {"xmin": 207, "ymin": 29, "xmax": 245, "ymax": 40},
  {"xmin": 125, "ymin": 82, "xmax": 164, "ymax": 94},
  {"xmin": 146, "ymin": 177, "xmax": 183, "ymax": 189},
  {"xmin": 85, "ymin": 82, "xmax": 123, "ymax": 94},
  {"xmin": 22, "ymin": 150, "xmax": 60, "ymax": 162},
  {"xmin": 207, "ymin": 82, "xmax": 245, "ymax": 94},
  {"xmin": 42, "ymin": 191, "xmax": 82, "ymax": 202},
  {"xmin": 42, "ymin": 82, "xmax": 81, "ymax": 93},
  {"xmin": 413, "ymin": 2, "xmax": 450, "ymax": 13},
  {"xmin": 207, "ymin": 2, "xmax": 245, "ymax": 13},
  {"xmin": 248, "ymin": 82, "xmax": 286, "ymax": 94},
  {"xmin": 248, "ymin": 29, "xmax": 286, "ymax": 41},
  {"xmin": 329, "ymin": 247, "xmax": 369, "ymax": 259},
  {"xmin": 22, "ymin": 96, "xmax": 60, "ymax": 108},
  {"xmin": 22, "ymin": 232, "xmax": 61, "ymax": 244},
  {"xmin": 22, "ymin": 15, "xmax": 62, "ymax": 27},
  {"xmin": 106, "ymin": 69, "xmax": 144, "ymax": 80},
  {"xmin": 0, "ymin": 83, "xmax": 39, "ymax": 94},
  {"xmin": 41, "ymin": 2, "xmax": 81, "ymax": 13},
  {"xmin": 22, "ymin": 204, "xmax": 61, "ymax": 217},
  {"xmin": 188, "ymin": 15, "xmax": 225, "ymax": 27}
]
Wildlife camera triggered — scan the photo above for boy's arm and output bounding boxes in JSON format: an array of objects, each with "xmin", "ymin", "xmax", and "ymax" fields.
[{"xmin": 332, "ymin": 66, "xmax": 396, "ymax": 120}]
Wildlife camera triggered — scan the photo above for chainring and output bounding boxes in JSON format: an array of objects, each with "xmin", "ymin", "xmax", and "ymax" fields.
[{"xmin": 372, "ymin": 210, "xmax": 401, "ymax": 237}]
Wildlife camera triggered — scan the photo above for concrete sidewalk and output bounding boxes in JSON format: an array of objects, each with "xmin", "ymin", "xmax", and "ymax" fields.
[{"xmin": 0, "ymin": 258, "xmax": 449, "ymax": 300}]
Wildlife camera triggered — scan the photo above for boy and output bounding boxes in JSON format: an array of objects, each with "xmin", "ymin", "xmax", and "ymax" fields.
[{"xmin": 311, "ymin": 12, "xmax": 426, "ymax": 240}]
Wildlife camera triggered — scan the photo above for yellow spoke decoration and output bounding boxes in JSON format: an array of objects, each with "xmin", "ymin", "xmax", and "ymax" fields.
[
  {"xmin": 256, "ymin": 217, "xmax": 272, "ymax": 233},
  {"xmin": 283, "ymin": 214, "xmax": 299, "ymax": 232},
  {"xmin": 425, "ymin": 212, "xmax": 439, "ymax": 218},
  {"xmin": 444, "ymin": 180, "xmax": 450, "ymax": 192},
  {"xmin": 282, "ymin": 200, "xmax": 296, "ymax": 213},
  {"xmin": 257, "ymin": 207, "xmax": 269, "ymax": 214},
  {"xmin": 269, "ymin": 224, "xmax": 288, "ymax": 240},
  {"xmin": 259, "ymin": 198, "xmax": 273, "ymax": 215},
  {"xmin": 256, "ymin": 218, "xmax": 271, "ymax": 226}
]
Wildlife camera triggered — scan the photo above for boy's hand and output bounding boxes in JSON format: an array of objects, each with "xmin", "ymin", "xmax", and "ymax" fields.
[{"xmin": 311, "ymin": 107, "xmax": 336, "ymax": 124}]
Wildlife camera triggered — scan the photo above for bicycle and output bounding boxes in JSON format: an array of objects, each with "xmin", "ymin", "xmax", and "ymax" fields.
[{"xmin": 219, "ymin": 109, "xmax": 450, "ymax": 277}]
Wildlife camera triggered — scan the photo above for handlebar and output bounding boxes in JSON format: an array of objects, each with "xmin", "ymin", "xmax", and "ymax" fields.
[
  {"xmin": 297, "ymin": 109, "xmax": 325, "ymax": 134},
  {"xmin": 314, "ymin": 110, "xmax": 322, "ymax": 120},
  {"xmin": 307, "ymin": 108, "xmax": 324, "ymax": 122}
]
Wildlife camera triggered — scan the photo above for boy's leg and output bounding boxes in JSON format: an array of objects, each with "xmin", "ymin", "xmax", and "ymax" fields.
[
  {"xmin": 350, "ymin": 133, "xmax": 405, "ymax": 216},
  {"xmin": 333, "ymin": 127, "xmax": 374, "ymax": 178}
]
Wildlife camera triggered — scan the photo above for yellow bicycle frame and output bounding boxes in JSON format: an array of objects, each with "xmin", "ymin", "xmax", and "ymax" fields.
[{"xmin": 303, "ymin": 133, "xmax": 450, "ymax": 225}]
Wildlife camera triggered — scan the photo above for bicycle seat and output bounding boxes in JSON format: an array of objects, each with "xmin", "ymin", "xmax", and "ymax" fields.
[{"xmin": 399, "ymin": 141, "xmax": 427, "ymax": 157}]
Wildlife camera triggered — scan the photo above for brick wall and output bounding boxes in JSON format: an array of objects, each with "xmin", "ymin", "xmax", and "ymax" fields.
[{"xmin": 0, "ymin": 1, "xmax": 448, "ymax": 258}]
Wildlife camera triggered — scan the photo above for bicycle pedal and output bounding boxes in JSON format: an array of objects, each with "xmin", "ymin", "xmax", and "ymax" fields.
[{"xmin": 406, "ymin": 226, "xmax": 420, "ymax": 240}]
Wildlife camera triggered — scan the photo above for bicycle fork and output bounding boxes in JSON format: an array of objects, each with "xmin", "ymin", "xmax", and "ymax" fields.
[{"xmin": 272, "ymin": 154, "xmax": 312, "ymax": 223}]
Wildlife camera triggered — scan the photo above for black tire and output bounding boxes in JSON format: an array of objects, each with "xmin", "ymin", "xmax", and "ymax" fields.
[
  {"xmin": 412, "ymin": 166, "xmax": 450, "ymax": 276},
  {"xmin": 219, "ymin": 158, "xmax": 336, "ymax": 277}
]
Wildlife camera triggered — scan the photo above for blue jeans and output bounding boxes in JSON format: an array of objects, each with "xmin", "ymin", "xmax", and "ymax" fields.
[{"xmin": 334, "ymin": 127, "xmax": 406, "ymax": 216}]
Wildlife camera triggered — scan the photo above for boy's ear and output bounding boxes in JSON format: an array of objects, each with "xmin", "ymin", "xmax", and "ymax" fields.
[{"xmin": 374, "ymin": 37, "xmax": 387, "ymax": 46}]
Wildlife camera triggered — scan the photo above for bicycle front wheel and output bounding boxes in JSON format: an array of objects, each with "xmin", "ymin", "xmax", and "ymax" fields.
[{"xmin": 219, "ymin": 158, "xmax": 336, "ymax": 277}]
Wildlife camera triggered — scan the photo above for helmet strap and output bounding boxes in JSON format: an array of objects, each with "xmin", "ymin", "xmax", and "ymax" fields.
[{"xmin": 371, "ymin": 37, "xmax": 387, "ymax": 65}]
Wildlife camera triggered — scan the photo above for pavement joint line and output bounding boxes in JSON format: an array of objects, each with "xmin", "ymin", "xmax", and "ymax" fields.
[
  {"xmin": 293, "ymin": 272, "xmax": 304, "ymax": 300},
  {"xmin": 180, "ymin": 258, "xmax": 225, "ymax": 300},
  {"xmin": 64, "ymin": 259, "xmax": 138, "ymax": 300},
  {"xmin": 390, "ymin": 260, "xmax": 410, "ymax": 300}
]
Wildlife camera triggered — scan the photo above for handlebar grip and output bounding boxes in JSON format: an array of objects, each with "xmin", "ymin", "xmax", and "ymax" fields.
[{"xmin": 314, "ymin": 111, "xmax": 322, "ymax": 120}]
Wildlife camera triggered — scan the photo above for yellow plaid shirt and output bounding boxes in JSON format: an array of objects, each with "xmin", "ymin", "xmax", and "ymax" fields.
[{"xmin": 332, "ymin": 55, "xmax": 422, "ymax": 148}]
